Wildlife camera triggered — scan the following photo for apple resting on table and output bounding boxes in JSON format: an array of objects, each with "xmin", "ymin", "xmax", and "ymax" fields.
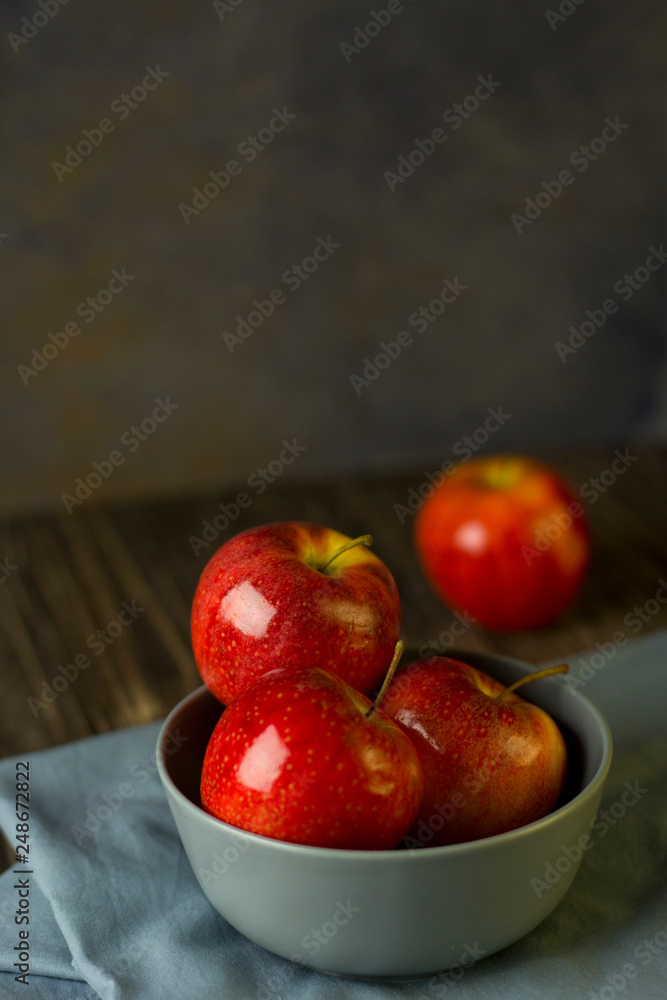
[
  {"xmin": 200, "ymin": 653, "xmax": 424, "ymax": 850},
  {"xmin": 382, "ymin": 656, "xmax": 568, "ymax": 846},
  {"xmin": 414, "ymin": 454, "xmax": 590, "ymax": 631},
  {"xmin": 191, "ymin": 521, "xmax": 401, "ymax": 705}
]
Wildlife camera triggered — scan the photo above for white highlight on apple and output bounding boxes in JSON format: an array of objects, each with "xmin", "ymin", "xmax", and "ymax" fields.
[
  {"xmin": 218, "ymin": 581, "xmax": 276, "ymax": 638},
  {"xmin": 452, "ymin": 520, "xmax": 489, "ymax": 556},
  {"xmin": 237, "ymin": 725, "xmax": 290, "ymax": 793},
  {"xmin": 396, "ymin": 710, "xmax": 438, "ymax": 750}
]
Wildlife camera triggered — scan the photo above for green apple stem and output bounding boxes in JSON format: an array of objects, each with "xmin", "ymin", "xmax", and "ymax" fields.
[
  {"xmin": 366, "ymin": 640, "xmax": 405, "ymax": 719},
  {"xmin": 496, "ymin": 663, "xmax": 569, "ymax": 701},
  {"xmin": 319, "ymin": 534, "xmax": 373, "ymax": 573},
  {"xmin": 483, "ymin": 455, "xmax": 523, "ymax": 491}
]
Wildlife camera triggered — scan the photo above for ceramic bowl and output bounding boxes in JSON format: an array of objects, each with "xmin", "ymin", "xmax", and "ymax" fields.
[{"xmin": 156, "ymin": 647, "xmax": 612, "ymax": 978}]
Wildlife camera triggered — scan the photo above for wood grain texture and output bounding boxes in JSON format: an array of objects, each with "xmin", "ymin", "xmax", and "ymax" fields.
[{"xmin": 0, "ymin": 447, "xmax": 665, "ymax": 762}]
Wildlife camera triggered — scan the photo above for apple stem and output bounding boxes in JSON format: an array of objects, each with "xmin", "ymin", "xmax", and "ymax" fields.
[
  {"xmin": 484, "ymin": 455, "xmax": 521, "ymax": 491},
  {"xmin": 319, "ymin": 534, "xmax": 373, "ymax": 573},
  {"xmin": 366, "ymin": 640, "xmax": 405, "ymax": 719},
  {"xmin": 496, "ymin": 663, "xmax": 569, "ymax": 701}
]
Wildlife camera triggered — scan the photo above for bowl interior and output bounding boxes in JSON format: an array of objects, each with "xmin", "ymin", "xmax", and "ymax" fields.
[
  {"xmin": 165, "ymin": 683, "xmax": 221, "ymax": 807},
  {"xmin": 162, "ymin": 645, "xmax": 611, "ymax": 833}
]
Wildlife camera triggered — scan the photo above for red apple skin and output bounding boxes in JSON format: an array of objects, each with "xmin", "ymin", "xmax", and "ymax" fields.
[
  {"xmin": 200, "ymin": 666, "xmax": 425, "ymax": 850},
  {"xmin": 414, "ymin": 455, "xmax": 590, "ymax": 631},
  {"xmin": 191, "ymin": 522, "xmax": 401, "ymax": 705},
  {"xmin": 382, "ymin": 656, "xmax": 568, "ymax": 846}
]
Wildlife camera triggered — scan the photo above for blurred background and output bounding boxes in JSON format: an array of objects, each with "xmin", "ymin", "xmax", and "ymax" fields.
[{"xmin": 1, "ymin": 0, "xmax": 665, "ymax": 513}]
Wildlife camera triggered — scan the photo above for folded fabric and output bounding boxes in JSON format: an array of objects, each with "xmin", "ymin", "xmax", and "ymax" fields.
[{"xmin": 0, "ymin": 631, "xmax": 666, "ymax": 999}]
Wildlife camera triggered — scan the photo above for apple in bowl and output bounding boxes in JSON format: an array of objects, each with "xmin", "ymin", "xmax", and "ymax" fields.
[
  {"xmin": 382, "ymin": 656, "xmax": 569, "ymax": 846},
  {"xmin": 200, "ymin": 650, "xmax": 424, "ymax": 850},
  {"xmin": 191, "ymin": 522, "xmax": 401, "ymax": 704}
]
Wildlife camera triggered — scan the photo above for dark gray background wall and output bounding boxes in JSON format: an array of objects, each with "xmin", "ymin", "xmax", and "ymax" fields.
[{"xmin": 1, "ymin": 0, "xmax": 665, "ymax": 512}]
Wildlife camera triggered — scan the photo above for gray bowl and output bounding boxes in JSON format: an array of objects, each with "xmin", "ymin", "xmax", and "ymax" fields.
[{"xmin": 157, "ymin": 648, "xmax": 612, "ymax": 978}]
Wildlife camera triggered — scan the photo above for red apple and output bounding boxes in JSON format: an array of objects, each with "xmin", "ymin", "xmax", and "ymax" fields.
[
  {"xmin": 200, "ymin": 658, "xmax": 424, "ymax": 850},
  {"xmin": 382, "ymin": 656, "xmax": 568, "ymax": 846},
  {"xmin": 191, "ymin": 521, "xmax": 401, "ymax": 705},
  {"xmin": 414, "ymin": 454, "xmax": 590, "ymax": 631}
]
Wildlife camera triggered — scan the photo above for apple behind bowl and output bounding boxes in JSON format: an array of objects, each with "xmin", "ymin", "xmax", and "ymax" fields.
[{"xmin": 414, "ymin": 455, "xmax": 591, "ymax": 631}]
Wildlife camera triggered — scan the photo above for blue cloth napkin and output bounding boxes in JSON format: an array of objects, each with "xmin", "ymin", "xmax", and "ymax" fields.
[{"xmin": 1, "ymin": 631, "xmax": 666, "ymax": 1000}]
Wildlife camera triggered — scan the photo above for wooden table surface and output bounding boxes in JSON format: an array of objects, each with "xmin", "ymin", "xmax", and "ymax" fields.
[{"xmin": 0, "ymin": 446, "xmax": 665, "ymax": 763}]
